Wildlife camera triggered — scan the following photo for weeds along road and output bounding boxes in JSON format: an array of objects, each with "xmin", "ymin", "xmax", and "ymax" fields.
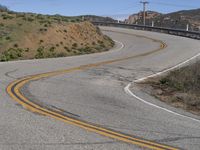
[{"xmin": 1, "ymin": 27, "xmax": 200, "ymax": 150}]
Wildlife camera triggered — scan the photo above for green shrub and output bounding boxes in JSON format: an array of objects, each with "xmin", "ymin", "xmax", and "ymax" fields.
[
  {"xmin": 0, "ymin": 48, "xmax": 23, "ymax": 61},
  {"xmin": 25, "ymin": 48, "xmax": 29, "ymax": 52},
  {"xmin": 39, "ymin": 40, "xmax": 44, "ymax": 43},
  {"xmin": 16, "ymin": 13, "xmax": 25, "ymax": 18},
  {"xmin": 56, "ymin": 44, "xmax": 59, "ymax": 47},
  {"xmin": 2, "ymin": 14, "xmax": 14, "ymax": 20},
  {"xmin": 64, "ymin": 46, "xmax": 71, "ymax": 52},
  {"xmin": 72, "ymin": 43, "xmax": 78, "ymax": 48},
  {"xmin": 39, "ymin": 28, "xmax": 47, "ymax": 32},
  {"xmin": 100, "ymin": 43, "xmax": 106, "ymax": 48},
  {"xmin": 13, "ymin": 44, "xmax": 18, "ymax": 48},
  {"xmin": 56, "ymin": 52, "xmax": 66, "ymax": 57},
  {"xmin": 97, "ymin": 40, "xmax": 103, "ymax": 44},
  {"xmin": 5, "ymin": 36, "xmax": 11, "ymax": 40},
  {"xmin": 35, "ymin": 47, "xmax": 45, "ymax": 59},
  {"xmin": 160, "ymin": 78, "xmax": 170, "ymax": 85},
  {"xmin": 18, "ymin": 23, "xmax": 22, "ymax": 26},
  {"xmin": 27, "ymin": 17, "xmax": 34, "ymax": 22},
  {"xmin": 49, "ymin": 47, "xmax": 55, "ymax": 52}
]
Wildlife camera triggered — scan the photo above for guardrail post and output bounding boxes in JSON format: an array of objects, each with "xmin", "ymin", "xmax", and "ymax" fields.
[
  {"xmin": 186, "ymin": 24, "xmax": 189, "ymax": 31},
  {"xmin": 151, "ymin": 21, "xmax": 154, "ymax": 27}
]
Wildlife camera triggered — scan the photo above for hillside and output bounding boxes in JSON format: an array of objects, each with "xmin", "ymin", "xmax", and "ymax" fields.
[
  {"xmin": 125, "ymin": 8, "xmax": 200, "ymax": 31},
  {"xmin": 0, "ymin": 7, "xmax": 114, "ymax": 61}
]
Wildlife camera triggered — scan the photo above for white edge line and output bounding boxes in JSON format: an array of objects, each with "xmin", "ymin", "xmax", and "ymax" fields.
[
  {"xmin": 124, "ymin": 52, "xmax": 200, "ymax": 123},
  {"xmin": 113, "ymin": 40, "xmax": 125, "ymax": 51}
]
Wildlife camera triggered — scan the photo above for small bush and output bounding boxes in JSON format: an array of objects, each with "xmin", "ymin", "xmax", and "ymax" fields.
[
  {"xmin": 159, "ymin": 78, "xmax": 170, "ymax": 85},
  {"xmin": 56, "ymin": 44, "xmax": 59, "ymax": 47},
  {"xmin": 25, "ymin": 48, "xmax": 29, "ymax": 52},
  {"xmin": 5, "ymin": 36, "xmax": 11, "ymax": 40},
  {"xmin": 39, "ymin": 28, "xmax": 47, "ymax": 32},
  {"xmin": 16, "ymin": 13, "xmax": 25, "ymax": 18},
  {"xmin": 27, "ymin": 17, "xmax": 34, "ymax": 22},
  {"xmin": 39, "ymin": 40, "xmax": 44, "ymax": 43},
  {"xmin": 64, "ymin": 46, "xmax": 70, "ymax": 52},
  {"xmin": 49, "ymin": 47, "xmax": 55, "ymax": 52},
  {"xmin": 97, "ymin": 40, "xmax": 103, "ymax": 44},
  {"xmin": 100, "ymin": 43, "xmax": 106, "ymax": 48},
  {"xmin": 72, "ymin": 43, "xmax": 78, "ymax": 48},
  {"xmin": 2, "ymin": 14, "xmax": 14, "ymax": 20},
  {"xmin": 56, "ymin": 52, "xmax": 66, "ymax": 57},
  {"xmin": 0, "ymin": 48, "xmax": 23, "ymax": 61},
  {"xmin": 35, "ymin": 47, "xmax": 45, "ymax": 59},
  {"xmin": 18, "ymin": 23, "xmax": 22, "ymax": 26},
  {"xmin": 36, "ymin": 14, "xmax": 44, "ymax": 20},
  {"xmin": 13, "ymin": 44, "xmax": 18, "ymax": 48}
]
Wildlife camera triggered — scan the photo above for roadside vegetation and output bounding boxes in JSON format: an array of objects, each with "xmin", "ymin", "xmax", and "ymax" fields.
[
  {"xmin": 0, "ymin": 6, "xmax": 114, "ymax": 61},
  {"xmin": 142, "ymin": 61, "xmax": 200, "ymax": 115}
]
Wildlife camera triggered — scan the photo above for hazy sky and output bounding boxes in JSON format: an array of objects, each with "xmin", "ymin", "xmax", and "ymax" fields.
[{"xmin": 0, "ymin": 0, "xmax": 199, "ymax": 19}]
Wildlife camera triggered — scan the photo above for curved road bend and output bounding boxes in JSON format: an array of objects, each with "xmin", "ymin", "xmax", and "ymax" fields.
[{"xmin": 1, "ymin": 27, "xmax": 200, "ymax": 150}]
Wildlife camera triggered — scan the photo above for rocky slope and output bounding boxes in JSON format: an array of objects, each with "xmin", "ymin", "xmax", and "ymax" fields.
[
  {"xmin": 125, "ymin": 8, "xmax": 200, "ymax": 31},
  {"xmin": 125, "ymin": 11, "xmax": 162, "ymax": 25}
]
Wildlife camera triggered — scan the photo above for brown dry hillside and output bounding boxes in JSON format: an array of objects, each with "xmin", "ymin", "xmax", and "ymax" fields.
[{"xmin": 0, "ymin": 8, "xmax": 114, "ymax": 61}]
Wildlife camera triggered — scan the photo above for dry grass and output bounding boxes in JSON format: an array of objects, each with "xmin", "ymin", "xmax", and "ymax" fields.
[{"xmin": 143, "ymin": 61, "xmax": 200, "ymax": 115}]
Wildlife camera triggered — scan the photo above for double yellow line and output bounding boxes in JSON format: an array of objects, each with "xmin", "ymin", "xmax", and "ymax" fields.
[{"xmin": 6, "ymin": 33, "xmax": 178, "ymax": 150}]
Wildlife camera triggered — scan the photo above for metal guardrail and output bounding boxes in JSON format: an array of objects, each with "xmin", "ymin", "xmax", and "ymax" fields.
[{"xmin": 92, "ymin": 22, "xmax": 200, "ymax": 40}]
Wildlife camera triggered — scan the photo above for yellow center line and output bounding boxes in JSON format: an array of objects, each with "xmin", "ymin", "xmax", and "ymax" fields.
[{"xmin": 6, "ymin": 32, "xmax": 179, "ymax": 150}]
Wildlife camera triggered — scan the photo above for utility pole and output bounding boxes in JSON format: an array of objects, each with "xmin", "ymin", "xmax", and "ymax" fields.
[{"xmin": 140, "ymin": 1, "xmax": 149, "ymax": 26}]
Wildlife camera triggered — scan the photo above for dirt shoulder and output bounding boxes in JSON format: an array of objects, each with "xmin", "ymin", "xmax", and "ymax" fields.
[{"xmin": 139, "ymin": 61, "xmax": 200, "ymax": 115}]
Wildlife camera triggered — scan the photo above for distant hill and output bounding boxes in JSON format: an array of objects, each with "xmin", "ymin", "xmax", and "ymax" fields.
[
  {"xmin": 0, "ymin": 8, "xmax": 114, "ymax": 61},
  {"xmin": 125, "ymin": 8, "xmax": 200, "ymax": 31},
  {"xmin": 81, "ymin": 15, "xmax": 117, "ymax": 22},
  {"xmin": 0, "ymin": 4, "xmax": 9, "ymax": 12}
]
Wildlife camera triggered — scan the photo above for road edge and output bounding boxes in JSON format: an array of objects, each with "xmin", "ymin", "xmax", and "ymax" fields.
[{"xmin": 124, "ymin": 50, "xmax": 200, "ymax": 123}]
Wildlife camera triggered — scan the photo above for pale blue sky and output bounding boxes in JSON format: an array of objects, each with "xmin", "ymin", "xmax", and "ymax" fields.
[{"xmin": 0, "ymin": 0, "xmax": 199, "ymax": 20}]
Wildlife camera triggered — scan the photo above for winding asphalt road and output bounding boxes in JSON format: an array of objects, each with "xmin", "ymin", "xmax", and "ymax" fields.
[{"xmin": 1, "ymin": 27, "xmax": 200, "ymax": 150}]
